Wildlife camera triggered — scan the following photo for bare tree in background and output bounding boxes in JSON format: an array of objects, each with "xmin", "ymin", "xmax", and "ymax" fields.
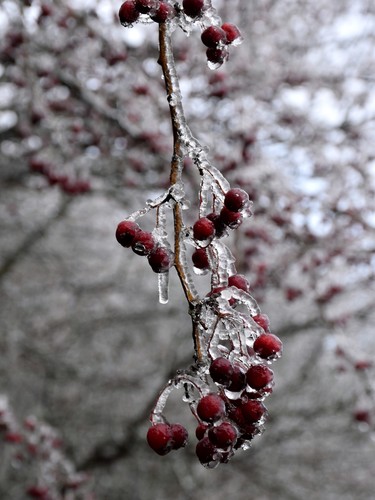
[{"xmin": 0, "ymin": 0, "xmax": 374, "ymax": 499}]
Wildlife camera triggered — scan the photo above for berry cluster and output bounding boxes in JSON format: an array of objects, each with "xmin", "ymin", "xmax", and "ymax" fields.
[
  {"xmin": 116, "ymin": 220, "xmax": 173, "ymax": 273},
  {"xmin": 201, "ymin": 23, "xmax": 242, "ymax": 67},
  {"xmin": 147, "ymin": 313, "xmax": 282, "ymax": 467},
  {"xmin": 192, "ymin": 188, "xmax": 250, "ymax": 272},
  {"xmin": 29, "ymin": 158, "xmax": 90, "ymax": 195},
  {"xmin": 118, "ymin": 0, "xmax": 242, "ymax": 68}
]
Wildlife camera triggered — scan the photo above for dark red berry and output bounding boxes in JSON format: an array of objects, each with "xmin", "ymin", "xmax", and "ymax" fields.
[
  {"xmin": 192, "ymin": 247, "xmax": 210, "ymax": 270},
  {"xmin": 183, "ymin": 0, "xmax": 204, "ymax": 18},
  {"xmin": 253, "ymin": 313, "xmax": 270, "ymax": 332},
  {"xmin": 193, "ymin": 217, "xmax": 215, "ymax": 241},
  {"xmin": 135, "ymin": 0, "xmax": 157, "ymax": 13},
  {"xmin": 150, "ymin": 2, "xmax": 174, "ymax": 22},
  {"xmin": 26, "ymin": 486, "xmax": 49, "ymax": 499},
  {"xmin": 208, "ymin": 421, "xmax": 237, "ymax": 448},
  {"xmin": 196, "ymin": 436, "xmax": 219, "ymax": 466},
  {"xmin": 196, "ymin": 422, "xmax": 209, "ymax": 440},
  {"xmin": 353, "ymin": 409, "xmax": 371, "ymax": 424},
  {"xmin": 148, "ymin": 247, "xmax": 173, "ymax": 273},
  {"xmin": 209, "ymin": 357, "xmax": 233, "ymax": 386},
  {"xmin": 132, "ymin": 230, "xmax": 156, "ymax": 256},
  {"xmin": 221, "ymin": 23, "xmax": 242, "ymax": 44},
  {"xmin": 224, "ymin": 188, "xmax": 249, "ymax": 212},
  {"xmin": 197, "ymin": 393, "xmax": 226, "ymax": 423},
  {"xmin": 201, "ymin": 26, "xmax": 227, "ymax": 48},
  {"xmin": 116, "ymin": 220, "xmax": 140, "ymax": 247},
  {"xmin": 253, "ymin": 333, "xmax": 283, "ymax": 360},
  {"xmin": 170, "ymin": 424, "xmax": 188, "ymax": 450},
  {"xmin": 119, "ymin": 0, "xmax": 140, "ymax": 25},
  {"xmin": 227, "ymin": 365, "xmax": 247, "ymax": 392},
  {"xmin": 219, "ymin": 206, "xmax": 243, "ymax": 229},
  {"xmin": 146, "ymin": 423, "xmax": 173, "ymax": 455},
  {"xmin": 207, "ymin": 212, "xmax": 226, "ymax": 237},
  {"xmin": 246, "ymin": 364, "xmax": 274, "ymax": 390},
  {"xmin": 206, "ymin": 47, "xmax": 227, "ymax": 66},
  {"xmin": 228, "ymin": 274, "xmax": 250, "ymax": 292},
  {"xmin": 241, "ymin": 400, "xmax": 267, "ymax": 423}
]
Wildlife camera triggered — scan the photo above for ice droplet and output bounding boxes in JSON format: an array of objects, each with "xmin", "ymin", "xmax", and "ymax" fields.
[{"xmin": 158, "ymin": 272, "xmax": 169, "ymax": 304}]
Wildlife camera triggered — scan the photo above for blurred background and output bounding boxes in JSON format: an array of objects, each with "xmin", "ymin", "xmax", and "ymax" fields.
[{"xmin": 0, "ymin": 0, "xmax": 374, "ymax": 498}]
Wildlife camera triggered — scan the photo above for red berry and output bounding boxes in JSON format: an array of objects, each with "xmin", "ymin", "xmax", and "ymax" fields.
[
  {"xmin": 353, "ymin": 409, "xmax": 371, "ymax": 424},
  {"xmin": 183, "ymin": 0, "xmax": 204, "ymax": 18},
  {"xmin": 195, "ymin": 422, "xmax": 209, "ymax": 440},
  {"xmin": 196, "ymin": 436, "xmax": 219, "ymax": 466},
  {"xmin": 209, "ymin": 357, "xmax": 233, "ymax": 386},
  {"xmin": 119, "ymin": 1, "xmax": 140, "ymax": 25},
  {"xmin": 228, "ymin": 274, "xmax": 250, "ymax": 292},
  {"xmin": 197, "ymin": 393, "xmax": 226, "ymax": 423},
  {"xmin": 253, "ymin": 333, "xmax": 283, "ymax": 360},
  {"xmin": 221, "ymin": 23, "xmax": 242, "ymax": 44},
  {"xmin": 246, "ymin": 364, "xmax": 274, "ymax": 390},
  {"xmin": 135, "ymin": 0, "xmax": 157, "ymax": 13},
  {"xmin": 26, "ymin": 486, "xmax": 49, "ymax": 499},
  {"xmin": 253, "ymin": 313, "xmax": 271, "ymax": 332},
  {"xmin": 146, "ymin": 423, "xmax": 174, "ymax": 455},
  {"xmin": 224, "ymin": 188, "xmax": 249, "ymax": 212},
  {"xmin": 227, "ymin": 365, "xmax": 247, "ymax": 392},
  {"xmin": 150, "ymin": 2, "xmax": 174, "ymax": 22},
  {"xmin": 193, "ymin": 217, "xmax": 215, "ymax": 241},
  {"xmin": 201, "ymin": 26, "xmax": 227, "ymax": 48},
  {"xmin": 116, "ymin": 220, "xmax": 140, "ymax": 248},
  {"xmin": 132, "ymin": 230, "xmax": 156, "ymax": 256},
  {"xmin": 219, "ymin": 206, "xmax": 243, "ymax": 229},
  {"xmin": 170, "ymin": 423, "xmax": 188, "ymax": 449},
  {"xmin": 206, "ymin": 47, "xmax": 227, "ymax": 66},
  {"xmin": 208, "ymin": 421, "xmax": 237, "ymax": 448},
  {"xmin": 192, "ymin": 247, "xmax": 210, "ymax": 270},
  {"xmin": 241, "ymin": 400, "xmax": 267, "ymax": 423},
  {"xmin": 148, "ymin": 247, "xmax": 173, "ymax": 273},
  {"xmin": 207, "ymin": 212, "xmax": 226, "ymax": 237}
]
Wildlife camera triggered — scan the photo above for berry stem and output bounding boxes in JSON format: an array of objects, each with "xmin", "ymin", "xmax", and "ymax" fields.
[{"xmin": 158, "ymin": 23, "xmax": 204, "ymax": 360}]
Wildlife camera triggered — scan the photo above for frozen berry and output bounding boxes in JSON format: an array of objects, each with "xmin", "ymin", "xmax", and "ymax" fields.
[
  {"xmin": 253, "ymin": 314, "xmax": 270, "ymax": 332},
  {"xmin": 116, "ymin": 220, "xmax": 140, "ymax": 247},
  {"xmin": 146, "ymin": 423, "xmax": 173, "ymax": 455},
  {"xmin": 192, "ymin": 247, "xmax": 210, "ymax": 270},
  {"xmin": 135, "ymin": 0, "xmax": 157, "ymax": 13},
  {"xmin": 209, "ymin": 357, "xmax": 233, "ymax": 386},
  {"xmin": 246, "ymin": 364, "xmax": 274, "ymax": 390},
  {"xmin": 195, "ymin": 422, "xmax": 209, "ymax": 440},
  {"xmin": 183, "ymin": 0, "xmax": 204, "ymax": 18},
  {"xmin": 170, "ymin": 424, "xmax": 188, "ymax": 449},
  {"xmin": 26, "ymin": 486, "xmax": 49, "ymax": 499},
  {"xmin": 208, "ymin": 421, "xmax": 237, "ymax": 448},
  {"xmin": 132, "ymin": 230, "xmax": 156, "ymax": 256},
  {"xmin": 196, "ymin": 436, "xmax": 219, "ymax": 466},
  {"xmin": 228, "ymin": 274, "xmax": 250, "ymax": 292},
  {"xmin": 219, "ymin": 206, "xmax": 243, "ymax": 229},
  {"xmin": 119, "ymin": 0, "xmax": 140, "ymax": 25},
  {"xmin": 197, "ymin": 393, "xmax": 226, "ymax": 423},
  {"xmin": 148, "ymin": 247, "xmax": 173, "ymax": 273},
  {"xmin": 224, "ymin": 188, "xmax": 249, "ymax": 212},
  {"xmin": 221, "ymin": 23, "xmax": 242, "ymax": 44},
  {"xmin": 206, "ymin": 47, "xmax": 227, "ymax": 66},
  {"xmin": 193, "ymin": 217, "xmax": 215, "ymax": 241},
  {"xmin": 201, "ymin": 26, "xmax": 227, "ymax": 48},
  {"xmin": 207, "ymin": 212, "xmax": 226, "ymax": 237},
  {"xmin": 241, "ymin": 400, "xmax": 267, "ymax": 423},
  {"xmin": 227, "ymin": 365, "xmax": 247, "ymax": 392},
  {"xmin": 253, "ymin": 333, "xmax": 283, "ymax": 360},
  {"xmin": 151, "ymin": 2, "xmax": 175, "ymax": 22}
]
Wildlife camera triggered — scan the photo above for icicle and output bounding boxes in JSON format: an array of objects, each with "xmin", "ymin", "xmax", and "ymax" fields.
[
  {"xmin": 158, "ymin": 271, "xmax": 169, "ymax": 304},
  {"xmin": 199, "ymin": 172, "xmax": 213, "ymax": 217},
  {"xmin": 179, "ymin": 234, "xmax": 199, "ymax": 298},
  {"xmin": 211, "ymin": 240, "xmax": 236, "ymax": 286}
]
